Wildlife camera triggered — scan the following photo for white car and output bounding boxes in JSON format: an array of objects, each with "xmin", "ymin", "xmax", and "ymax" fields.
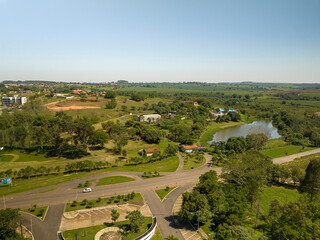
[{"xmin": 82, "ymin": 188, "xmax": 92, "ymax": 193}]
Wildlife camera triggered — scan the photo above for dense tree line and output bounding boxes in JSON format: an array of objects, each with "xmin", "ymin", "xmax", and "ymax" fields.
[
  {"xmin": 272, "ymin": 110, "xmax": 320, "ymax": 147},
  {"xmin": 179, "ymin": 152, "xmax": 320, "ymax": 239},
  {"xmin": 0, "ymin": 208, "xmax": 26, "ymax": 240},
  {"xmin": 0, "ymin": 159, "xmax": 111, "ymax": 179},
  {"xmin": 208, "ymin": 134, "xmax": 268, "ymax": 166},
  {"xmin": 0, "ymin": 111, "xmax": 108, "ymax": 158}
]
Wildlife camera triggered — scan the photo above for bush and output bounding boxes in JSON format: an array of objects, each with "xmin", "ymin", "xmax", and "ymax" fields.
[{"xmin": 86, "ymin": 202, "xmax": 94, "ymax": 208}]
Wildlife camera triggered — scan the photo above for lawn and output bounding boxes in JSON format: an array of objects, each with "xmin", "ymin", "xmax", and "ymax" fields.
[
  {"xmin": 125, "ymin": 139, "xmax": 178, "ymax": 159},
  {"xmin": 21, "ymin": 206, "xmax": 48, "ymax": 220},
  {"xmin": 65, "ymin": 193, "xmax": 143, "ymax": 212},
  {"xmin": 0, "ymin": 169, "xmax": 108, "ymax": 196},
  {"xmin": 260, "ymin": 186, "xmax": 300, "ymax": 213},
  {"xmin": 0, "ymin": 149, "xmax": 70, "ymax": 171},
  {"xmin": 96, "ymin": 176, "xmax": 135, "ymax": 186},
  {"xmin": 0, "ymin": 153, "xmax": 14, "ymax": 162},
  {"xmin": 260, "ymin": 139, "xmax": 316, "ymax": 158},
  {"xmin": 0, "ymin": 154, "xmax": 178, "ymax": 196},
  {"xmin": 63, "ymin": 217, "xmax": 152, "ymax": 240},
  {"xmin": 155, "ymin": 187, "xmax": 175, "ymax": 200},
  {"xmin": 151, "ymin": 228, "xmax": 163, "ymax": 240},
  {"xmin": 181, "ymin": 152, "xmax": 206, "ymax": 170},
  {"xmin": 106, "ymin": 156, "xmax": 179, "ymax": 172}
]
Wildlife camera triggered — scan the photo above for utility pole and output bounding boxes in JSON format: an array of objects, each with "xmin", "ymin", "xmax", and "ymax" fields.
[{"xmin": 30, "ymin": 215, "xmax": 33, "ymax": 235}]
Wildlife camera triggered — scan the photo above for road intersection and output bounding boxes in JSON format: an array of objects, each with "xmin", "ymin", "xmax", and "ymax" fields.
[{"xmin": 3, "ymin": 149, "xmax": 320, "ymax": 239}]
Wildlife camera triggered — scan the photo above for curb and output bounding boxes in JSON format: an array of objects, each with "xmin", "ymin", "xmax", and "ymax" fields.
[{"xmin": 22, "ymin": 225, "xmax": 34, "ymax": 240}]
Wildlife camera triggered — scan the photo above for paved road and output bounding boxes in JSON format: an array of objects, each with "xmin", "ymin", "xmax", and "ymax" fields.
[
  {"xmin": 272, "ymin": 148, "xmax": 320, "ymax": 164},
  {"xmin": 4, "ymin": 149, "xmax": 319, "ymax": 239},
  {"xmin": 176, "ymin": 152, "xmax": 184, "ymax": 173},
  {"xmin": 143, "ymin": 184, "xmax": 194, "ymax": 239},
  {"xmin": 20, "ymin": 204, "xmax": 65, "ymax": 240},
  {"xmin": 4, "ymin": 154, "xmax": 216, "ymax": 209}
]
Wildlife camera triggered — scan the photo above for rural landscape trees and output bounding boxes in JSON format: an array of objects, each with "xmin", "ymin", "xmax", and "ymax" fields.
[{"xmin": 1, "ymin": 81, "xmax": 320, "ymax": 239}]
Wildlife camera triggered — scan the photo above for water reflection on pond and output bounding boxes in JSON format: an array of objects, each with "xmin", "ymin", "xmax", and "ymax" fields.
[{"xmin": 209, "ymin": 120, "xmax": 282, "ymax": 144}]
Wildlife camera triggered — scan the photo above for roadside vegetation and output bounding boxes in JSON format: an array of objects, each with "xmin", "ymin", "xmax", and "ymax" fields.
[
  {"xmin": 65, "ymin": 193, "xmax": 142, "ymax": 212},
  {"xmin": 156, "ymin": 186, "xmax": 176, "ymax": 200},
  {"xmin": 141, "ymin": 171, "xmax": 163, "ymax": 179},
  {"xmin": 260, "ymin": 138, "xmax": 316, "ymax": 158},
  {"xmin": 179, "ymin": 150, "xmax": 320, "ymax": 239},
  {"xmin": 63, "ymin": 214, "xmax": 151, "ymax": 240},
  {"xmin": 21, "ymin": 205, "xmax": 48, "ymax": 220},
  {"xmin": 0, "ymin": 208, "xmax": 28, "ymax": 240},
  {"xmin": 182, "ymin": 152, "xmax": 206, "ymax": 170},
  {"xmin": 95, "ymin": 176, "xmax": 135, "ymax": 186}
]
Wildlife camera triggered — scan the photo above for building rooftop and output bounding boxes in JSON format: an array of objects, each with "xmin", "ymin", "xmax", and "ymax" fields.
[
  {"xmin": 141, "ymin": 148, "xmax": 161, "ymax": 153},
  {"xmin": 182, "ymin": 144, "xmax": 198, "ymax": 150}
]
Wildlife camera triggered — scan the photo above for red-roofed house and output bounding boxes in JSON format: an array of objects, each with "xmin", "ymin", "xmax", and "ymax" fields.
[
  {"xmin": 181, "ymin": 144, "xmax": 199, "ymax": 153},
  {"xmin": 140, "ymin": 148, "xmax": 161, "ymax": 157}
]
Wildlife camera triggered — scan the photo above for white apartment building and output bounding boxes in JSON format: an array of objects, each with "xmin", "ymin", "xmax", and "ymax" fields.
[{"xmin": 1, "ymin": 95, "xmax": 27, "ymax": 107}]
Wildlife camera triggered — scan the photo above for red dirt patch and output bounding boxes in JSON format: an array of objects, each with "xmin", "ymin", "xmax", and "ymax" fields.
[{"xmin": 46, "ymin": 103, "xmax": 100, "ymax": 111}]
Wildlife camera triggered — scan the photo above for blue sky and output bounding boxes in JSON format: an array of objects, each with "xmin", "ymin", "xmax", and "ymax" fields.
[{"xmin": 0, "ymin": 0, "xmax": 319, "ymax": 83}]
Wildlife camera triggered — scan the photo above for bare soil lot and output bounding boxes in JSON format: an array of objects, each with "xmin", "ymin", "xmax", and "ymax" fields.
[{"xmin": 46, "ymin": 102, "xmax": 100, "ymax": 111}]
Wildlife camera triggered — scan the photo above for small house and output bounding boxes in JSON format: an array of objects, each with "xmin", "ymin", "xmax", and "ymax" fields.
[
  {"xmin": 140, "ymin": 148, "xmax": 161, "ymax": 157},
  {"xmin": 139, "ymin": 114, "xmax": 162, "ymax": 123},
  {"xmin": 181, "ymin": 144, "xmax": 199, "ymax": 153}
]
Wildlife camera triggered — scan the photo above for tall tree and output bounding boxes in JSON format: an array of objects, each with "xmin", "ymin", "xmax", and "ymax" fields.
[
  {"xmin": 111, "ymin": 209, "xmax": 120, "ymax": 224},
  {"xmin": 0, "ymin": 208, "xmax": 24, "ymax": 240},
  {"xmin": 300, "ymin": 158, "xmax": 320, "ymax": 201},
  {"xmin": 125, "ymin": 210, "xmax": 144, "ymax": 232}
]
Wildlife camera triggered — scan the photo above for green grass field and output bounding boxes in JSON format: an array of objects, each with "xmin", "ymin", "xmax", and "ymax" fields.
[
  {"xmin": 106, "ymin": 156, "xmax": 179, "ymax": 172},
  {"xmin": 182, "ymin": 153, "xmax": 206, "ymax": 170},
  {"xmin": 260, "ymin": 186, "xmax": 300, "ymax": 213},
  {"xmin": 260, "ymin": 139, "xmax": 316, "ymax": 158},
  {"xmin": 21, "ymin": 206, "xmax": 48, "ymax": 220},
  {"xmin": 96, "ymin": 176, "xmax": 135, "ymax": 186},
  {"xmin": 286, "ymin": 153, "xmax": 320, "ymax": 170},
  {"xmin": 0, "ymin": 153, "xmax": 14, "ymax": 162},
  {"xmin": 155, "ymin": 187, "xmax": 175, "ymax": 200},
  {"xmin": 63, "ymin": 217, "xmax": 152, "ymax": 240},
  {"xmin": 65, "ymin": 193, "xmax": 143, "ymax": 212}
]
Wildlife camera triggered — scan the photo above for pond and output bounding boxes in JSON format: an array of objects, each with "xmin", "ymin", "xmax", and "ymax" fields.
[{"xmin": 208, "ymin": 120, "xmax": 282, "ymax": 144}]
